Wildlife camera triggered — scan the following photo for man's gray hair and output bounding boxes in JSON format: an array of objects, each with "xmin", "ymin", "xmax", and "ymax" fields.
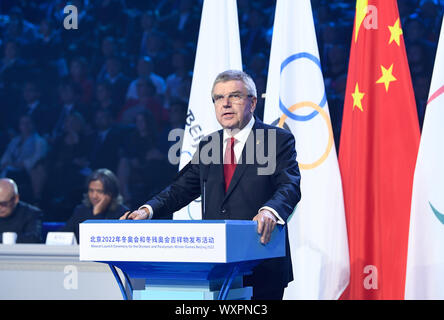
[{"xmin": 212, "ymin": 70, "xmax": 257, "ymax": 98}]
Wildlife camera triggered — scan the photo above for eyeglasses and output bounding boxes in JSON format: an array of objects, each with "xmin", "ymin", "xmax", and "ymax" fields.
[
  {"xmin": 0, "ymin": 195, "xmax": 16, "ymax": 208},
  {"xmin": 212, "ymin": 92, "xmax": 253, "ymax": 105}
]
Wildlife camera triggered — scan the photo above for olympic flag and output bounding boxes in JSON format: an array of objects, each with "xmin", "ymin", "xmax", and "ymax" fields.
[
  {"xmin": 405, "ymin": 17, "xmax": 444, "ymax": 299},
  {"xmin": 263, "ymin": 0, "xmax": 349, "ymax": 299},
  {"xmin": 173, "ymin": 0, "xmax": 242, "ymax": 220}
]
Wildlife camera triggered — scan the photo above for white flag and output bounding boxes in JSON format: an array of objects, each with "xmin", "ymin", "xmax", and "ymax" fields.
[
  {"xmin": 173, "ymin": 0, "xmax": 242, "ymax": 220},
  {"xmin": 264, "ymin": 0, "xmax": 349, "ymax": 299},
  {"xmin": 405, "ymin": 17, "xmax": 444, "ymax": 299}
]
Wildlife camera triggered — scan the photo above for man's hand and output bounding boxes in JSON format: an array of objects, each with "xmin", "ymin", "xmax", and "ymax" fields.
[
  {"xmin": 253, "ymin": 209, "xmax": 277, "ymax": 245},
  {"xmin": 119, "ymin": 208, "xmax": 150, "ymax": 220},
  {"xmin": 92, "ymin": 194, "xmax": 111, "ymax": 215}
]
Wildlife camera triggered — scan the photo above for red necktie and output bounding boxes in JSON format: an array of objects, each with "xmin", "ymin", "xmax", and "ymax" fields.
[{"xmin": 224, "ymin": 137, "xmax": 237, "ymax": 192}]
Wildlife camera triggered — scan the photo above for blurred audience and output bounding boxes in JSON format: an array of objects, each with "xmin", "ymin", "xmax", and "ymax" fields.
[
  {"xmin": 1, "ymin": 115, "xmax": 48, "ymax": 203},
  {"xmin": 1, "ymin": 40, "xmax": 28, "ymax": 118},
  {"xmin": 98, "ymin": 55, "xmax": 130, "ymax": 107},
  {"xmin": 15, "ymin": 81, "xmax": 54, "ymax": 136},
  {"xmin": 164, "ymin": 50, "xmax": 192, "ymax": 108},
  {"xmin": 69, "ymin": 56, "xmax": 95, "ymax": 105},
  {"xmin": 88, "ymin": 109, "xmax": 123, "ymax": 173},
  {"xmin": 92, "ymin": 80, "xmax": 121, "ymax": 119},
  {"xmin": 32, "ymin": 18, "xmax": 66, "ymax": 85},
  {"xmin": 0, "ymin": 0, "xmax": 440, "ymax": 224},
  {"xmin": 126, "ymin": 55, "xmax": 166, "ymax": 99},
  {"xmin": 119, "ymin": 77, "xmax": 167, "ymax": 127},
  {"xmin": 44, "ymin": 112, "xmax": 90, "ymax": 221},
  {"xmin": 51, "ymin": 80, "xmax": 88, "ymax": 142},
  {"xmin": 118, "ymin": 110, "xmax": 176, "ymax": 208},
  {"xmin": 93, "ymin": 36, "xmax": 119, "ymax": 81}
]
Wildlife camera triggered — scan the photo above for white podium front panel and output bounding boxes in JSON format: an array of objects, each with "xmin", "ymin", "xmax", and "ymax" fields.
[
  {"xmin": 79, "ymin": 220, "xmax": 285, "ymax": 264},
  {"xmin": 0, "ymin": 244, "xmax": 123, "ymax": 299},
  {"xmin": 80, "ymin": 220, "xmax": 226, "ymax": 263}
]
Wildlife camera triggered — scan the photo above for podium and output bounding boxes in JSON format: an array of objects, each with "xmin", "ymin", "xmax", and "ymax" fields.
[{"xmin": 79, "ymin": 220, "xmax": 285, "ymax": 300}]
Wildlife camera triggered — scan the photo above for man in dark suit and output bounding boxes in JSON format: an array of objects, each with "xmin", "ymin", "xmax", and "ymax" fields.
[
  {"xmin": 0, "ymin": 178, "xmax": 42, "ymax": 243},
  {"xmin": 122, "ymin": 70, "xmax": 301, "ymax": 300}
]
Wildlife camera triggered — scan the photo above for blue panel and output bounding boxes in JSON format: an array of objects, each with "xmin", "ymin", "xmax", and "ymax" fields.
[
  {"xmin": 81, "ymin": 219, "xmax": 256, "ymax": 225},
  {"xmin": 133, "ymin": 287, "xmax": 253, "ymax": 300},
  {"xmin": 135, "ymin": 290, "xmax": 206, "ymax": 300},
  {"xmin": 226, "ymin": 223, "xmax": 286, "ymax": 262},
  {"xmin": 108, "ymin": 261, "xmax": 260, "ymax": 281}
]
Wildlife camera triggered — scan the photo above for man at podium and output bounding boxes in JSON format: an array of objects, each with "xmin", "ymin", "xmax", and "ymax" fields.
[{"xmin": 121, "ymin": 70, "xmax": 301, "ymax": 300}]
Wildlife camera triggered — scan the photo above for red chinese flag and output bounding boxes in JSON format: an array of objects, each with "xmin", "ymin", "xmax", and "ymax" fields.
[{"xmin": 339, "ymin": 0, "xmax": 420, "ymax": 299}]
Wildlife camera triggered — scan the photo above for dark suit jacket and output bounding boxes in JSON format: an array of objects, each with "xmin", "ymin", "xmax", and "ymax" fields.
[
  {"xmin": 146, "ymin": 118, "xmax": 301, "ymax": 291},
  {"xmin": 0, "ymin": 201, "xmax": 43, "ymax": 243}
]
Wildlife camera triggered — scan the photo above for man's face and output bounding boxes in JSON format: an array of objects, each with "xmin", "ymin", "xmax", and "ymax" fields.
[
  {"xmin": 213, "ymin": 80, "xmax": 256, "ymax": 131},
  {"xmin": 88, "ymin": 180, "xmax": 106, "ymax": 207},
  {"xmin": 0, "ymin": 189, "xmax": 18, "ymax": 218}
]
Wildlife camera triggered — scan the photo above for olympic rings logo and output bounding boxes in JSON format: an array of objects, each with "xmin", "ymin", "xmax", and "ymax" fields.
[{"xmin": 278, "ymin": 52, "xmax": 334, "ymax": 170}]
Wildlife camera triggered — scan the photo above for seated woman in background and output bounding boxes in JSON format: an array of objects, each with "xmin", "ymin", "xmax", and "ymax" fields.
[{"xmin": 62, "ymin": 168, "xmax": 128, "ymax": 242}]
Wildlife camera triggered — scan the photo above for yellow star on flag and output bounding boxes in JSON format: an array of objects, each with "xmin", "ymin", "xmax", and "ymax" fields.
[
  {"xmin": 352, "ymin": 82, "xmax": 365, "ymax": 111},
  {"xmin": 388, "ymin": 18, "xmax": 403, "ymax": 46},
  {"xmin": 376, "ymin": 64, "xmax": 397, "ymax": 92},
  {"xmin": 354, "ymin": 0, "xmax": 369, "ymax": 42}
]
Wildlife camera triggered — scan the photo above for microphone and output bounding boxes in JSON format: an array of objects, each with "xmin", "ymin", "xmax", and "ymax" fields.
[{"xmin": 202, "ymin": 165, "xmax": 210, "ymax": 219}]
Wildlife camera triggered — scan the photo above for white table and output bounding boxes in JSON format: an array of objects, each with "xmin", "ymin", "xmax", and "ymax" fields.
[{"xmin": 0, "ymin": 244, "xmax": 126, "ymax": 300}]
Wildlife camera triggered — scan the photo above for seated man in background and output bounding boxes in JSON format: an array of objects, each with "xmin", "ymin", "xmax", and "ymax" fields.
[
  {"xmin": 0, "ymin": 178, "xmax": 43, "ymax": 243},
  {"xmin": 62, "ymin": 168, "xmax": 128, "ymax": 243}
]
